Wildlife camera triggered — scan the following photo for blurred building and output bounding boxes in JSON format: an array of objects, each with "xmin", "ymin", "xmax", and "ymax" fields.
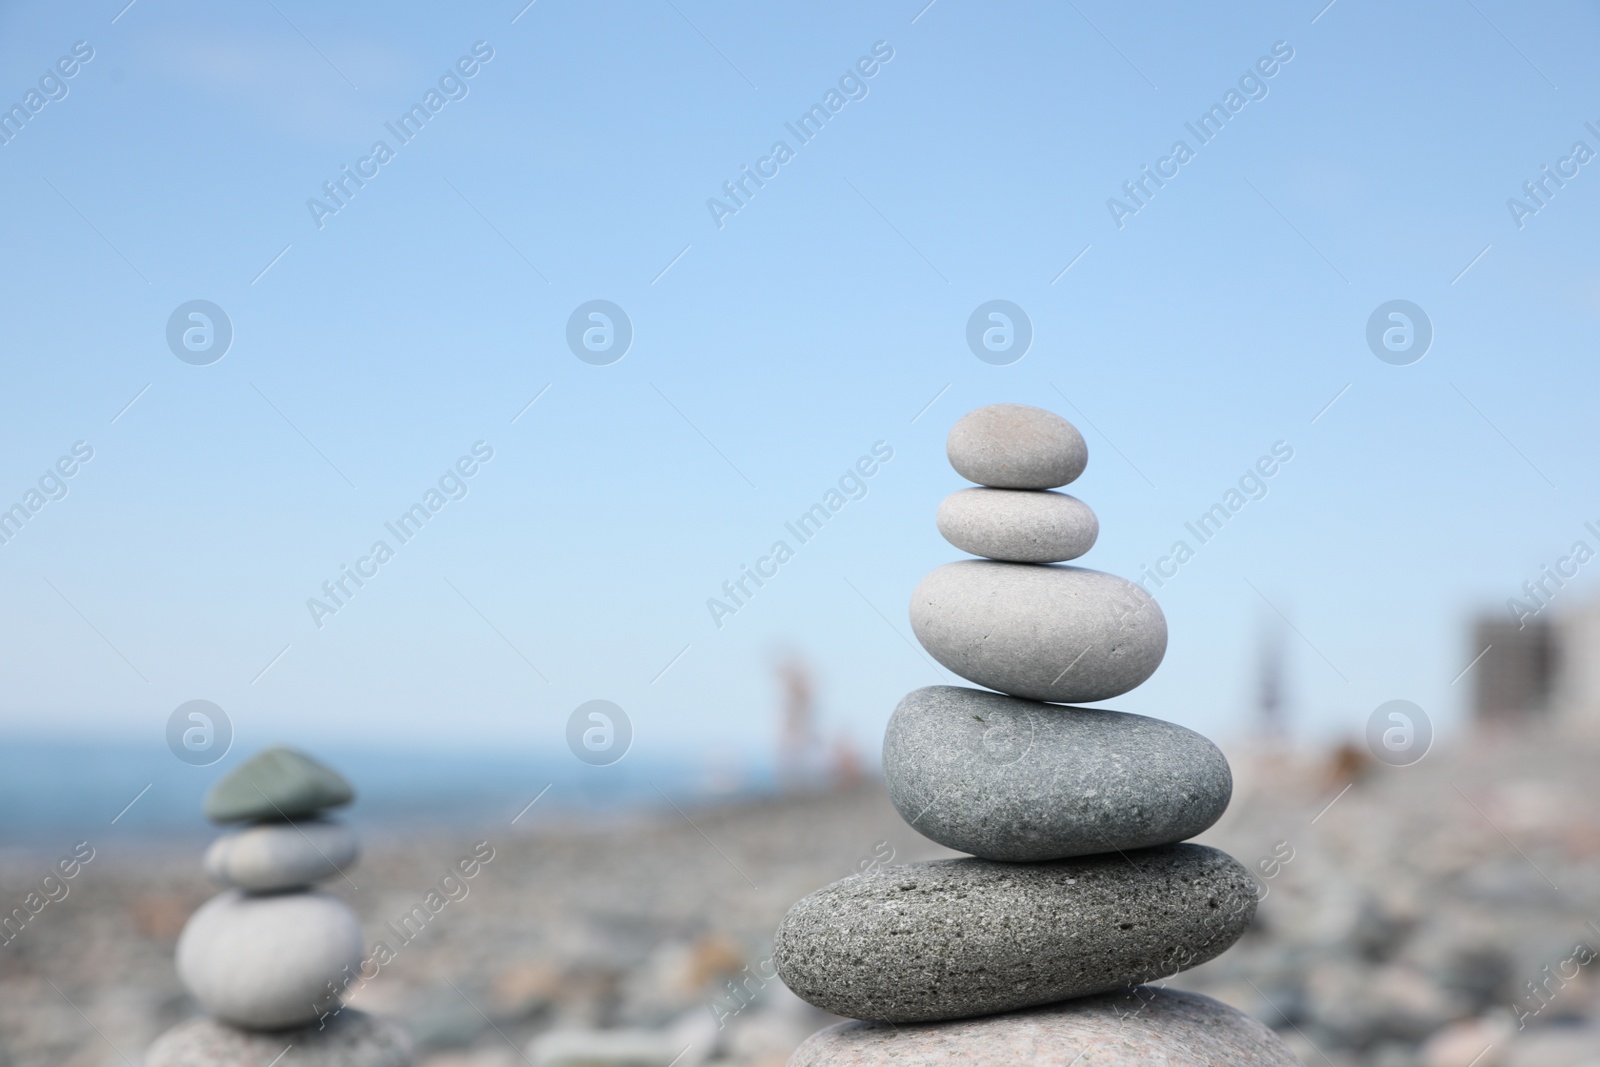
[
  {"xmin": 1471, "ymin": 617, "xmax": 1556, "ymax": 724},
  {"xmin": 1473, "ymin": 595, "xmax": 1600, "ymax": 731},
  {"xmin": 1554, "ymin": 596, "xmax": 1600, "ymax": 731}
]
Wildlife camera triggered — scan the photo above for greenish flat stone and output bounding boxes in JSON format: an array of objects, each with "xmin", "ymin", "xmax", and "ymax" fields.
[{"xmin": 204, "ymin": 746, "xmax": 354, "ymax": 823}]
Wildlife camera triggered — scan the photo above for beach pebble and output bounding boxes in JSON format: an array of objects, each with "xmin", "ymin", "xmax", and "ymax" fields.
[
  {"xmin": 204, "ymin": 819, "xmax": 359, "ymax": 892},
  {"xmin": 531, "ymin": 1029, "xmax": 711, "ymax": 1067},
  {"xmin": 910, "ymin": 561, "xmax": 1166, "ymax": 703},
  {"xmin": 145, "ymin": 1009, "xmax": 412, "ymax": 1067},
  {"xmin": 883, "ymin": 686, "xmax": 1231, "ymax": 861},
  {"xmin": 788, "ymin": 986, "xmax": 1299, "ymax": 1067},
  {"xmin": 946, "ymin": 404, "xmax": 1087, "ymax": 489},
  {"xmin": 204, "ymin": 746, "xmax": 354, "ymax": 823},
  {"xmin": 936, "ymin": 488, "xmax": 1098, "ymax": 563},
  {"xmin": 773, "ymin": 844, "xmax": 1256, "ymax": 1023},
  {"xmin": 176, "ymin": 889, "xmax": 364, "ymax": 1029}
]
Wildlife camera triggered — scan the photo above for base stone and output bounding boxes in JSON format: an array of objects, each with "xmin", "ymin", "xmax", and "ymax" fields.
[
  {"xmin": 787, "ymin": 988, "xmax": 1300, "ymax": 1067},
  {"xmin": 146, "ymin": 1010, "xmax": 412, "ymax": 1067}
]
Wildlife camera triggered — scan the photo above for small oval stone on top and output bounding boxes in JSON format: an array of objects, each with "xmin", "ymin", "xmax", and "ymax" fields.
[{"xmin": 946, "ymin": 404, "xmax": 1087, "ymax": 489}]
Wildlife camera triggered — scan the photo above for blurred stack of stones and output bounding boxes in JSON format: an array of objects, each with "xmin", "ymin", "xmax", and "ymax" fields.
[
  {"xmin": 773, "ymin": 405, "xmax": 1299, "ymax": 1064},
  {"xmin": 146, "ymin": 747, "xmax": 412, "ymax": 1067}
]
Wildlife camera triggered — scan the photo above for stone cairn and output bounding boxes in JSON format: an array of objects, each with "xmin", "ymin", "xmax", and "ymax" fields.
[
  {"xmin": 146, "ymin": 747, "xmax": 412, "ymax": 1067},
  {"xmin": 773, "ymin": 405, "xmax": 1300, "ymax": 1065}
]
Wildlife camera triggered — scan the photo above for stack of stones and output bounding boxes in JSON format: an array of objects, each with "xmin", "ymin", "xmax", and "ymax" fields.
[
  {"xmin": 774, "ymin": 405, "xmax": 1298, "ymax": 1065},
  {"xmin": 146, "ymin": 747, "xmax": 412, "ymax": 1067}
]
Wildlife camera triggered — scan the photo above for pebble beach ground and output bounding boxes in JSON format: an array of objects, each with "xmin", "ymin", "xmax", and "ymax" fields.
[{"xmin": 3, "ymin": 727, "xmax": 1597, "ymax": 1067}]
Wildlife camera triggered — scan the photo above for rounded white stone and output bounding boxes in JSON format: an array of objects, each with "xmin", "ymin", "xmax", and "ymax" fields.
[
  {"xmin": 910, "ymin": 560, "xmax": 1167, "ymax": 703},
  {"xmin": 145, "ymin": 1010, "xmax": 412, "ymax": 1067},
  {"xmin": 788, "ymin": 987, "xmax": 1299, "ymax": 1066},
  {"xmin": 936, "ymin": 488, "xmax": 1098, "ymax": 563},
  {"xmin": 205, "ymin": 819, "xmax": 359, "ymax": 891},
  {"xmin": 176, "ymin": 889, "xmax": 364, "ymax": 1030},
  {"xmin": 946, "ymin": 405, "xmax": 1087, "ymax": 489}
]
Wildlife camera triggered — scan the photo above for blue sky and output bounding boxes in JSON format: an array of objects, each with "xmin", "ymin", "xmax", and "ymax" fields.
[{"xmin": 1, "ymin": 0, "xmax": 1596, "ymax": 777}]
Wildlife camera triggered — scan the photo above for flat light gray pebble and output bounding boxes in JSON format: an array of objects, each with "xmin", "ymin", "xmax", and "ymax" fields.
[
  {"xmin": 177, "ymin": 889, "xmax": 364, "ymax": 1030},
  {"xmin": 946, "ymin": 405, "xmax": 1087, "ymax": 489},
  {"xmin": 884, "ymin": 686, "xmax": 1231, "ymax": 861},
  {"xmin": 204, "ymin": 819, "xmax": 359, "ymax": 892},
  {"xmin": 773, "ymin": 844, "xmax": 1256, "ymax": 1023},
  {"xmin": 936, "ymin": 488, "xmax": 1098, "ymax": 563},
  {"xmin": 910, "ymin": 561, "xmax": 1166, "ymax": 703},
  {"xmin": 788, "ymin": 986, "xmax": 1300, "ymax": 1066},
  {"xmin": 145, "ymin": 1010, "xmax": 412, "ymax": 1067}
]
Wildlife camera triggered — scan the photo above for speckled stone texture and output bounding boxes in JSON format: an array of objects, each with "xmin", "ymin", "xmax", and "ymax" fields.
[
  {"xmin": 909, "ymin": 560, "xmax": 1167, "ymax": 703},
  {"xmin": 773, "ymin": 845, "xmax": 1255, "ymax": 1023},
  {"xmin": 787, "ymin": 987, "xmax": 1300, "ymax": 1066},
  {"xmin": 946, "ymin": 404, "xmax": 1088, "ymax": 490},
  {"xmin": 145, "ymin": 1010, "xmax": 413, "ymax": 1067},
  {"xmin": 883, "ymin": 686, "xmax": 1231, "ymax": 861},
  {"xmin": 936, "ymin": 488, "xmax": 1098, "ymax": 563}
]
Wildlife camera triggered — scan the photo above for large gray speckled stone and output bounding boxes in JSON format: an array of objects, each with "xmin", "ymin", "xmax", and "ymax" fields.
[
  {"xmin": 910, "ymin": 560, "xmax": 1166, "ymax": 703},
  {"xmin": 177, "ymin": 889, "xmax": 364, "ymax": 1030},
  {"xmin": 145, "ymin": 1010, "xmax": 412, "ymax": 1067},
  {"xmin": 936, "ymin": 488, "xmax": 1098, "ymax": 563},
  {"xmin": 204, "ymin": 819, "xmax": 359, "ymax": 892},
  {"xmin": 947, "ymin": 405, "xmax": 1088, "ymax": 489},
  {"xmin": 773, "ymin": 845, "xmax": 1255, "ymax": 1023},
  {"xmin": 787, "ymin": 987, "xmax": 1300, "ymax": 1066},
  {"xmin": 883, "ymin": 686, "xmax": 1231, "ymax": 861}
]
